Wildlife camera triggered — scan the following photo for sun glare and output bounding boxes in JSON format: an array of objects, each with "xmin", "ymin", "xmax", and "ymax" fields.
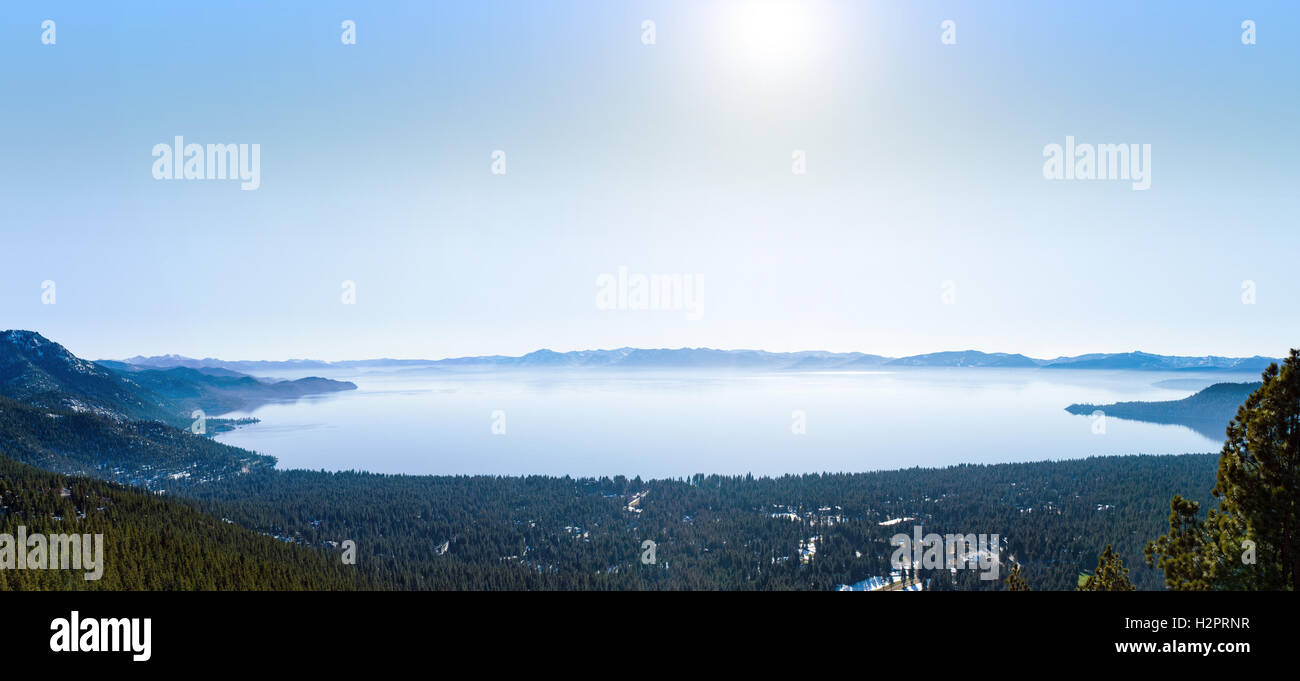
[{"xmin": 721, "ymin": 0, "xmax": 819, "ymax": 75}]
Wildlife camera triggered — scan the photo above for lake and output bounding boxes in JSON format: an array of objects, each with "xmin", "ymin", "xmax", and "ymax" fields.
[{"xmin": 211, "ymin": 368, "xmax": 1234, "ymax": 479}]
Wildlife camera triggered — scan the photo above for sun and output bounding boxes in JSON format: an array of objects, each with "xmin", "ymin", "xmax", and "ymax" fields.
[{"xmin": 721, "ymin": 0, "xmax": 819, "ymax": 74}]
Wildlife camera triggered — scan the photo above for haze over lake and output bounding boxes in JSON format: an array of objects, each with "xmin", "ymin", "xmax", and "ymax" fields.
[{"xmin": 211, "ymin": 368, "xmax": 1233, "ymax": 479}]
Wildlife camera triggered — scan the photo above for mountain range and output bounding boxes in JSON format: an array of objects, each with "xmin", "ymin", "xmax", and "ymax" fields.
[
  {"xmin": 1, "ymin": 330, "xmax": 179, "ymax": 424},
  {"xmin": 1, "ymin": 330, "xmax": 355, "ymax": 427},
  {"xmin": 109, "ymin": 347, "xmax": 1281, "ymax": 373}
]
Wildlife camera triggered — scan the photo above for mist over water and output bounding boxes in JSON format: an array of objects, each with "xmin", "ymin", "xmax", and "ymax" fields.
[{"xmin": 211, "ymin": 368, "xmax": 1229, "ymax": 479}]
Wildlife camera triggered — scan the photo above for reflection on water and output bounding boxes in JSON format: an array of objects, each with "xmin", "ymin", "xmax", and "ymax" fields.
[{"xmin": 212, "ymin": 368, "xmax": 1236, "ymax": 479}]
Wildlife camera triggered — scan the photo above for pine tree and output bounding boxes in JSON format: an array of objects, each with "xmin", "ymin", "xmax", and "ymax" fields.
[
  {"xmin": 1004, "ymin": 562, "xmax": 1031, "ymax": 591},
  {"xmin": 1078, "ymin": 545, "xmax": 1134, "ymax": 591},
  {"xmin": 1147, "ymin": 350, "xmax": 1300, "ymax": 590}
]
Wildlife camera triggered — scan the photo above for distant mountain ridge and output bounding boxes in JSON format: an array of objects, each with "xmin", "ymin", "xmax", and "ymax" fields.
[
  {"xmin": 1065, "ymin": 381, "xmax": 1262, "ymax": 440},
  {"xmin": 1, "ymin": 331, "xmax": 355, "ymax": 426},
  {"xmin": 109, "ymin": 347, "xmax": 1282, "ymax": 373},
  {"xmin": 885, "ymin": 350, "xmax": 1040, "ymax": 368},
  {"xmin": 1042, "ymin": 351, "xmax": 1274, "ymax": 372},
  {"xmin": 107, "ymin": 365, "xmax": 357, "ymax": 416},
  {"xmin": 1, "ymin": 330, "xmax": 179, "ymax": 424}
]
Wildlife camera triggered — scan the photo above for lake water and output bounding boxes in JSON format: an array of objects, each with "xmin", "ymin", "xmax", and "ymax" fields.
[{"xmin": 212, "ymin": 368, "xmax": 1234, "ymax": 479}]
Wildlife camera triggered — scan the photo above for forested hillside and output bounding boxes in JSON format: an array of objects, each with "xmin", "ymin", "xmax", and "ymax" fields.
[
  {"xmin": 175, "ymin": 454, "xmax": 1220, "ymax": 590},
  {"xmin": 0, "ymin": 330, "xmax": 179, "ymax": 425},
  {"xmin": 0, "ymin": 456, "xmax": 364, "ymax": 590},
  {"xmin": 0, "ymin": 396, "xmax": 272, "ymax": 488}
]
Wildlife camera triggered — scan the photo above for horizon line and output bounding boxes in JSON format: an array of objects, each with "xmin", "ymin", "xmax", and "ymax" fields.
[
  {"xmin": 4, "ymin": 330, "xmax": 1287, "ymax": 367},
  {"xmin": 103, "ymin": 346, "xmax": 1285, "ymax": 366}
]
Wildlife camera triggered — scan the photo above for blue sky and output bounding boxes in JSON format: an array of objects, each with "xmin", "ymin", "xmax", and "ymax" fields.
[{"xmin": 1, "ymin": 1, "xmax": 1297, "ymax": 361}]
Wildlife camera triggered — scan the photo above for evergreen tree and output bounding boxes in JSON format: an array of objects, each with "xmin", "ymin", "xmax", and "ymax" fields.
[
  {"xmin": 1147, "ymin": 350, "xmax": 1300, "ymax": 590},
  {"xmin": 1078, "ymin": 545, "xmax": 1134, "ymax": 591},
  {"xmin": 1004, "ymin": 563, "xmax": 1030, "ymax": 591}
]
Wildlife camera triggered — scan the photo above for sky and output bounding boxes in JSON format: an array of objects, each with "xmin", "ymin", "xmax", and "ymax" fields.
[{"xmin": 1, "ymin": 1, "xmax": 1297, "ymax": 362}]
